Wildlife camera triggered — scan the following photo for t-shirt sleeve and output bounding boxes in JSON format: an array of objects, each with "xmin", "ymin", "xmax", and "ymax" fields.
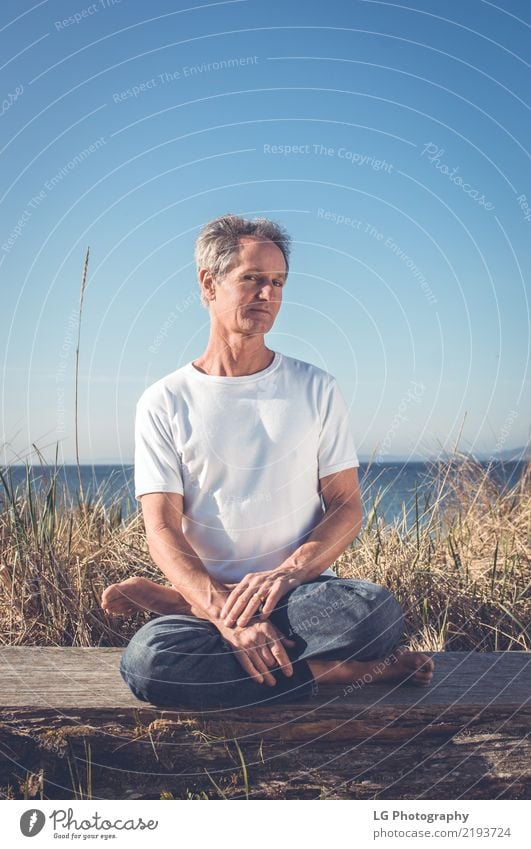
[
  {"xmin": 318, "ymin": 377, "xmax": 359, "ymax": 478},
  {"xmin": 134, "ymin": 393, "xmax": 184, "ymax": 501}
]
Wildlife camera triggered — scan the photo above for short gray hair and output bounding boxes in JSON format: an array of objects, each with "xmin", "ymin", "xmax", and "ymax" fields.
[{"xmin": 194, "ymin": 213, "xmax": 291, "ymax": 308}]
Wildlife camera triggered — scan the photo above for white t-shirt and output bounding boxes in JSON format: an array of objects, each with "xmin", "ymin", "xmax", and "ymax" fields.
[{"xmin": 134, "ymin": 352, "xmax": 359, "ymax": 583}]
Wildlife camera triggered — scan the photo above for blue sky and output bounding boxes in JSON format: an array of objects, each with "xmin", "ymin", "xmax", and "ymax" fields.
[{"xmin": 1, "ymin": 0, "xmax": 529, "ymax": 463}]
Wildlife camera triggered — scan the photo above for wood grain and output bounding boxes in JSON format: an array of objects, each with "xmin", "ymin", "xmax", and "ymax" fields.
[{"xmin": 1, "ymin": 649, "xmax": 529, "ymax": 798}]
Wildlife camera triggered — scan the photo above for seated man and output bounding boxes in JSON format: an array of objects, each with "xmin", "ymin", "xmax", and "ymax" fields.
[{"xmin": 102, "ymin": 213, "xmax": 434, "ymax": 708}]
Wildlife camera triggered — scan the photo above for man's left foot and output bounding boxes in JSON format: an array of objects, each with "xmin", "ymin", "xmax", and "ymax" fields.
[
  {"xmin": 101, "ymin": 576, "xmax": 192, "ymax": 616},
  {"xmin": 369, "ymin": 645, "xmax": 435, "ymax": 686},
  {"xmin": 309, "ymin": 646, "xmax": 435, "ymax": 687}
]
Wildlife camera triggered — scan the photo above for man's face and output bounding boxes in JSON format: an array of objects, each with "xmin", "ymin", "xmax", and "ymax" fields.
[{"xmin": 207, "ymin": 236, "xmax": 287, "ymax": 334}]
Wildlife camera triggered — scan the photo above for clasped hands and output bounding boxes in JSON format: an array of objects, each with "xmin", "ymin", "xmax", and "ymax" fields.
[{"xmin": 215, "ymin": 567, "xmax": 302, "ymax": 687}]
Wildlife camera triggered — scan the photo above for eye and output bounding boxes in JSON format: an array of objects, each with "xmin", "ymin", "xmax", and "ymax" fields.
[{"xmin": 273, "ymin": 280, "xmax": 284, "ymax": 287}]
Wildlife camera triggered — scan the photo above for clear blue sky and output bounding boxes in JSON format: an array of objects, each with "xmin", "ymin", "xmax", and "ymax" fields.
[{"xmin": 1, "ymin": 0, "xmax": 529, "ymax": 463}]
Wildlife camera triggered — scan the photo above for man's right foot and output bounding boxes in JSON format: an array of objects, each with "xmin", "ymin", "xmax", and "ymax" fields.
[
  {"xmin": 101, "ymin": 576, "xmax": 193, "ymax": 617},
  {"xmin": 368, "ymin": 645, "xmax": 435, "ymax": 687},
  {"xmin": 309, "ymin": 645, "xmax": 435, "ymax": 687}
]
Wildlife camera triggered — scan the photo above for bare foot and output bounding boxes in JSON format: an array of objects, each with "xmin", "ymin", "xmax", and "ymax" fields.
[
  {"xmin": 371, "ymin": 645, "xmax": 435, "ymax": 687},
  {"xmin": 101, "ymin": 576, "xmax": 193, "ymax": 617},
  {"xmin": 309, "ymin": 645, "xmax": 435, "ymax": 688}
]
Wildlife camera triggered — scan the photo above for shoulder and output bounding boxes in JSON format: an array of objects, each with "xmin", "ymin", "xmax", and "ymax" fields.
[
  {"xmin": 280, "ymin": 353, "xmax": 336, "ymax": 387},
  {"xmin": 136, "ymin": 363, "xmax": 190, "ymax": 412}
]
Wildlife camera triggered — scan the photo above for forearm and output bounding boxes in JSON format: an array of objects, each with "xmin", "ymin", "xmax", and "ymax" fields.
[
  {"xmin": 146, "ymin": 526, "xmax": 228, "ymax": 623},
  {"xmin": 279, "ymin": 502, "xmax": 362, "ymax": 583}
]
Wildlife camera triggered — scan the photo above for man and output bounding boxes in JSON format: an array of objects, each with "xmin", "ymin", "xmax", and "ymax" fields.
[{"xmin": 102, "ymin": 213, "xmax": 434, "ymax": 708}]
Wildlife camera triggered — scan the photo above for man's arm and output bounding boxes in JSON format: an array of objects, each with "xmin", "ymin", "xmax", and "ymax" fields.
[
  {"xmin": 140, "ymin": 490, "xmax": 298, "ymax": 686},
  {"xmin": 277, "ymin": 466, "xmax": 363, "ymax": 582},
  {"xmin": 220, "ymin": 467, "xmax": 363, "ymax": 627},
  {"xmin": 140, "ymin": 491, "xmax": 228, "ymax": 624}
]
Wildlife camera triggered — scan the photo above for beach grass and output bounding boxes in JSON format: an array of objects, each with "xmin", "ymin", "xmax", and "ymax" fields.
[{"xmin": 0, "ymin": 450, "xmax": 528, "ymax": 652}]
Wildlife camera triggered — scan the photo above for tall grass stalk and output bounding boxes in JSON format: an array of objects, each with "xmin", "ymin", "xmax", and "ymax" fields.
[{"xmin": 74, "ymin": 247, "xmax": 90, "ymax": 504}]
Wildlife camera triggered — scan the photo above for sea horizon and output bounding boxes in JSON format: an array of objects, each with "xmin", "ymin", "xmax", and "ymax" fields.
[{"xmin": 2, "ymin": 458, "xmax": 526, "ymax": 531}]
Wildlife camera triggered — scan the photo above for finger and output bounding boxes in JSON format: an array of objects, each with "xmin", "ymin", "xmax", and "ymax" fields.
[
  {"xmin": 258, "ymin": 645, "xmax": 278, "ymax": 668},
  {"xmin": 223, "ymin": 587, "xmax": 259, "ymax": 625},
  {"xmin": 281, "ymin": 636, "xmax": 297, "ymax": 646},
  {"xmin": 236, "ymin": 593, "xmax": 268, "ymax": 627},
  {"xmin": 228, "ymin": 586, "xmax": 267, "ymax": 626},
  {"xmin": 270, "ymin": 641, "xmax": 294, "ymax": 677},
  {"xmin": 248, "ymin": 649, "xmax": 276, "ymax": 686},
  {"xmin": 259, "ymin": 586, "xmax": 282, "ymax": 618},
  {"xmin": 220, "ymin": 584, "xmax": 247, "ymax": 620},
  {"xmin": 233, "ymin": 648, "xmax": 265, "ymax": 685}
]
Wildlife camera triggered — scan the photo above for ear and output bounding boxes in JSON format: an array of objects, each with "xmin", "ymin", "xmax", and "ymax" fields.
[{"xmin": 198, "ymin": 268, "xmax": 216, "ymax": 303}]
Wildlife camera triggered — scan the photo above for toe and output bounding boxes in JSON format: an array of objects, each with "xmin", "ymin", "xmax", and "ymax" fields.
[
  {"xmin": 413, "ymin": 667, "xmax": 434, "ymax": 684},
  {"xmin": 101, "ymin": 584, "xmax": 120, "ymax": 604}
]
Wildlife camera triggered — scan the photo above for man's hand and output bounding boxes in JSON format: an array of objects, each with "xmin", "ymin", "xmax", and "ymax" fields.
[
  {"xmin": 216, "ymin": 619, "xmax": 296, "ymax": 686},
  {"xmin": 220, "ymin": 567, "xmax": 302, "ymax": 628}
]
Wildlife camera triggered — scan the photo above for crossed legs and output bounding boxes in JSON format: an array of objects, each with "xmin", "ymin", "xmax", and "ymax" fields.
[{"xmin": 103, "ymin": 576, "xmax": 434, "ymax": 707}]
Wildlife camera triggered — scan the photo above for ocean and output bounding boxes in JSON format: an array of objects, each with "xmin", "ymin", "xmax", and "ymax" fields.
[{"xmin": 1, "ymin": 460, "xmax": 526, "ymax": 530}]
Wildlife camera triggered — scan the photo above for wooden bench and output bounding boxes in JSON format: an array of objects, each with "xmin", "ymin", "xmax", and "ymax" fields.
[{"xmin": 1, "ymin": 648, "xmax": 529, "ymax": 799}]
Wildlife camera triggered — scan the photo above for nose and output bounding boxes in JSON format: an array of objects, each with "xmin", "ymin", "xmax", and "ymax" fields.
[{"xmin": 258, "ymin": 282, "xmax": 279, "ymax": 300}]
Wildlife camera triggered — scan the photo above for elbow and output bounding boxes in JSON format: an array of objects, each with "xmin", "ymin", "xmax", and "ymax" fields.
[
  {"xmin": 145, "ymin": 521, "xmax": 179, "ymax": 551},
  {"xmin": 342, "ymin": 499, "xmax": 363, "ymax": 543},
  {"xmin": 328, "ymin": 499, "xmax": 362, "ymax": 544}
]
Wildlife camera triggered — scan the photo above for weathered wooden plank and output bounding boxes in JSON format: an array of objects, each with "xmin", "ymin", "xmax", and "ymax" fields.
[
  {"xmin": 1, "ymin": 649, "xmax": 529, "ymax": 743},
  {"xmin": 0, "ymin": 649, "xmax": 529, "ymax": 799},
  {"xmin": 1, "ymin": 647, "xmax": 529, "ymax": 706}
]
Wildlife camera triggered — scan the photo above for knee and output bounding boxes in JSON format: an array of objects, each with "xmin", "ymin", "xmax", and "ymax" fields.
[
  {"xmin": 364, "ymin": 583, "xmax": 404, "ymax": 647},
  {"xmin": 345, "ymin": 581, "xmax": 404, "ymax": 657},
  {"xmin": 318, "ymin": 578, "xmax": 404, "ymax": 651},
  {"xmin": 120, "ymin": 618, "xmax": 164, "ymax": 703},
  {"xmin": 119, "ymin": 615, "xmax": 216, "ymax": 705}
]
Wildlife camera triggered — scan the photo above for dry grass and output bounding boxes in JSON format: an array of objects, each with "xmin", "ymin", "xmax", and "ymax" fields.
[{"xmin": 0, "ymin": 450, "xmax": 529, "ymax": 651}]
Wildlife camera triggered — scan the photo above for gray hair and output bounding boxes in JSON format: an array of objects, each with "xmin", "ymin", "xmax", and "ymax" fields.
[{"xmin": 194, "ymin": 213, "xmax": 291, "ymax": 308}]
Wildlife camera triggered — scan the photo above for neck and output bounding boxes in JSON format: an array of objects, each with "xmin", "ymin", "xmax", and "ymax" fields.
[{"xmin": 192, "ymin": 331, "xmax": 274, "ymax": 377}]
